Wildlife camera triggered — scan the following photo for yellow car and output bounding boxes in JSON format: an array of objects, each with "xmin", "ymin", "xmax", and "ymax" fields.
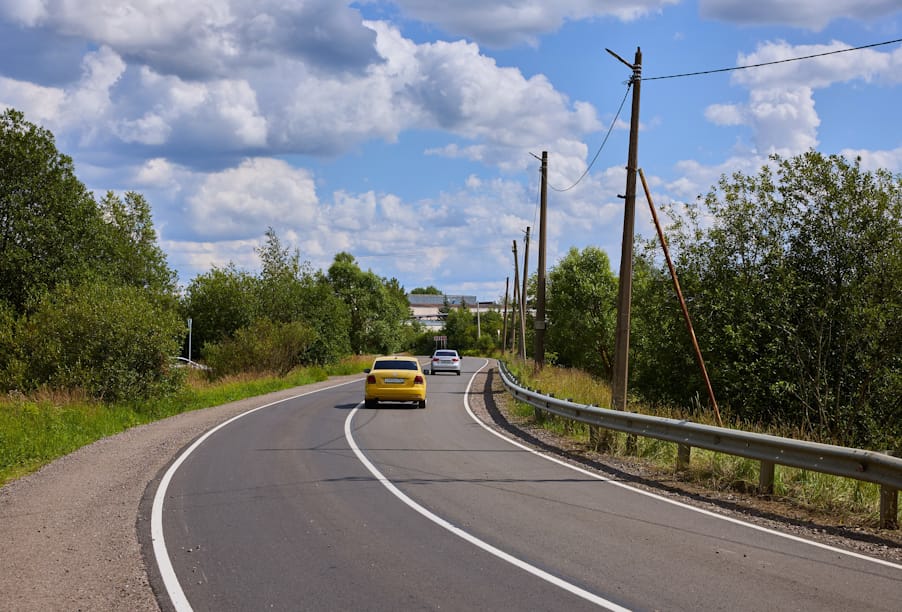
[{"xmin": 364, "ymin": 356, "xmax": 427, "ymax": 409}]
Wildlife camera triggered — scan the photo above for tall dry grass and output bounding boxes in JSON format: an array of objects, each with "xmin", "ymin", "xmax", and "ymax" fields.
[{"xmin": 502, "ymin": 357, "xmax": 890, "ymax": 527}]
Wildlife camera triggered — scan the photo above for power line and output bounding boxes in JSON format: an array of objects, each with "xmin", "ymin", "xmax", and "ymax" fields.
[
  {"xmin": 541, "ymin": 37, "xmax": 900, "ymax": 194},
  {"xmin": 642, "ymin": 37, "xmax": 902, "ymax": 81},
  {"xmin": 550, "ymin": 81, "xmax": 632, "ymax": 192}
]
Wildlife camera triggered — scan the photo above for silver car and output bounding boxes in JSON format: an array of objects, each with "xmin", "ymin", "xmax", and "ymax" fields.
[{"xmin": 429, "ymin": 349, "xmax": 461, "ymax": 375}]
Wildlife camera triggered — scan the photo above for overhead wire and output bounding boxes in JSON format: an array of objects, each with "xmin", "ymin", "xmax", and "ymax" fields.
[
  {"xmin": 549, "ymin": 81, "xmax": 632, "ymax": 193},
  {"xmin": 542, "ymin": 36, "xmax": 901, "ymax": 191},
  {"xmin": 641, "ymin": 37, "xmax": 902, "ymax": 81}
]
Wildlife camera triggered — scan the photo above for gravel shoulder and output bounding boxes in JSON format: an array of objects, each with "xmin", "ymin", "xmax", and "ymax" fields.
[{"xmin": 1, "ymin": 366, "xmax": 899, "ymax": 611}]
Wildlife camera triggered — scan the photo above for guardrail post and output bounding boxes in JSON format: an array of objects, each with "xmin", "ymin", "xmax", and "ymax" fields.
[
  {"xmin": 592, "ymin": 427, "xmax": 615, "ymax": 452},
  {"xmin": 880, "ymin": 486, "xmax": 898, "ymax": 530},
  {"xmin": 880, "ymin": 450, "xmax": 899, "ymax": 529},
  {"xmin": 759, "ymin": 460, "xmax": 775, "ymax": 495},
  {"xmin": 626, "ymin": 433, "xmax": 638, "ymax": 456},
  {"xmin": 676, "ymin": 443, "xmax": 691, "ymax": 472},
  {"xmin": 534, "ymin": 405, "xmax": 545, "ymax": 423}
]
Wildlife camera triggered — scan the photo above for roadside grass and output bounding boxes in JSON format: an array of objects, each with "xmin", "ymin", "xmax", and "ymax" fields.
[
  {"xmin": 0, "ymin": 357, "xmax": 371, "ymax": 488},
  {"xmin": 503, "ymin": 357, "xmax": 890, "ymax": 527}
]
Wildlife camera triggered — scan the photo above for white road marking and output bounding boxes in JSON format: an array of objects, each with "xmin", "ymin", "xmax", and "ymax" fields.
[
  {"xmin": 462, "ymin": 360, "xmax": 902, "ymax": 572},
  {"xmin": 151, "ymin": 379, "xmax": 363, "ymax": 612},
  {"xmin": 153, "ymin": 359, "xmax": 901, "ymax": 612},
  {"xmin": 345, "ymin": 387, "xmax": 632, "ymax": 610}
]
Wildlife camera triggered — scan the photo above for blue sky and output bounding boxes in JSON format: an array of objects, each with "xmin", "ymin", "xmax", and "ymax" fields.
[{"xmin": 2, "ymin": 1, "xmax": 900, "ymax": 302}]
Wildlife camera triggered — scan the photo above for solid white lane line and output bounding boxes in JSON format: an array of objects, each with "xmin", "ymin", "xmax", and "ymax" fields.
[
  {"xmin": 344, "ymin": 402, "xmax": 631, "ymax": 611},
  {"xmin": 463, "ymin": 360, "xmax": 902, "ymax": 572},
  {"xmin": 151, "ymin": 378, "xmax": 363, "ymax": 612}
]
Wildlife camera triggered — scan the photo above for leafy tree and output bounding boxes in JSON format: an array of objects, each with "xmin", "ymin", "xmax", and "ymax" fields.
[
  {"xmin": 0, "ymin": 300, "xmax": 25, "ymax": 390},
  {"xmin": 17, "ymin": 280, "xmax": 185, "ymax": 400},
  {"xmin": 182, "ymin": 264, "xmax": 258, "ymax": 359},
  {"xmin": 97, "ymin": 191, "xmax": 177, "ymax": 298},
  {"xmin": 377, "ymin": 276, "xmax": 417, "ymax": 354},
  {"xmin": 477, "ymin": 309, "xmax": 504, "ymax": 352},
  {"xmin": 203, "ymin": 318, "xmax": 317, "ymax": 377},
  {"xmin": 629, "ymin": 254, "xmax": 698, "ymax": 409},
  {"xmin": 443, "ymin": 305, "xmax": 476, "ymax": 351},
  {"xmin": 638, "ymin": 152, "xmax": 901, "ymax": 447},
  {"xmin": 410, "ymin": 286, "xmax": 442, "ymax": 295},
  {"xmin": 293, "ymin": 272, "xmax": 351, "ymax": 365},
  {"xmin": 1, "ymin": 109, "xmax": 106, "ymax": 311},
  {"xmin": 0, "ymin": 110, "xmax": 183, "ymax": 400},
  {"xmin": 256, "ymin": 227, "xmax": 307, "ymax": 322},
  {"xmin": 255, "ymin": 229, "xmax": 352, "ymax": 363},
  {"xmin": 545, "ymin": 247, "xmax": 618, "ymax": 378},
  {"xmin": 777, "ymin": 153, "xmax": 901, "ymax": 445},
  {"xmin": 327, "ymin": 252, "xmax": 411, "ymax": 354}
]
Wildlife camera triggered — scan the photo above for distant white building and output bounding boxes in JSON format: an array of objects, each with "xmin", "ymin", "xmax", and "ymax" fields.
[
  {"xmin": 407, "ymin": 294, "xmax": 499, "ymax": 330},
  {"xmin": 407, "ymin": 294, "xmax": 474, "ymax": 330}
]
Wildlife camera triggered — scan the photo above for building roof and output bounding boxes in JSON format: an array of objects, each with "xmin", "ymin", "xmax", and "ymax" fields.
[{"xmin": 407, "ymin": 294, "xmax": 477, "ymax": 307}]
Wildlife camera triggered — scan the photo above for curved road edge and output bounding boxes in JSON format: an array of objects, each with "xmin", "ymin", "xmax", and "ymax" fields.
[
  {"xmin": 0, "ymin": 374, "xmax": 362, "ymax": 612},
  {"xmin": 2, "ymin": 363, "xmax": 900, "ymax": 611}
]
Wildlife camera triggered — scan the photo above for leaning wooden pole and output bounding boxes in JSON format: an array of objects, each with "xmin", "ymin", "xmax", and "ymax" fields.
[{"xmin": 639, "ymin": 168, "xmax": 723, "ymax": 428}]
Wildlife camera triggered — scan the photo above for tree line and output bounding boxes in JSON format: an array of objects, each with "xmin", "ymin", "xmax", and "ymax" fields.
[
  {"xmin": 534, "ymin": 152, "xmax": 901, "ymax": 450},
  {"xmin": 0, "ymin": 109, "xmax": 418, "ymax": 400},
  {"xmin": 4, "ymin": 108, "xmax": 899, "ymax": 450}
]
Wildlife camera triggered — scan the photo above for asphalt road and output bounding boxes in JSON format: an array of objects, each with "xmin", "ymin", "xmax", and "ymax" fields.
[{"xmin": 149, "ymin": 359, "xmax": 902, "ymax": 611}]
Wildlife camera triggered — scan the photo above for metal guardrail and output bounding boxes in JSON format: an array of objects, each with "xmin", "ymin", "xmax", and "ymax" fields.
[{"xmin": 497, "ymin": 360, "xmax": 901, "ymax": 528}]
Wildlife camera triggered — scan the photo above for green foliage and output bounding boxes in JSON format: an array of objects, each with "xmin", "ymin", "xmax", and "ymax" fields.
[
  {"xmin": 630, "ymin": 255, "xmax": 698, "ymax": 410},
  {"xmin": 410, "ymin": 285, "xmax": 443, "ymax": 295},
  {"xmin": 0, "ymin": 110, "xmax": 184, "ymax": 401},
  {"xmin": 0, "ymin": 301, "xmax": 26, "ymax": 390},
  {"xmin": 1, "ymin": 109, "xmax": 107, "ymax": 311},
  {"xmin": 327, "ymin": 252, "xmax": 412, "ymax": 354},
  {"xmin": 181, "ymin": 264, "xmax": 258, "ymax": 358},
  {"xmin": 254, "ymin": 232, "xmax": 353, "ymax": 363},
  {"xmin": 545, "ymin": 247, "xmax": 618, "ymax": 377},
  {"xmin": 636, "ymin": 152, "xmax": 902, "ymax": 448},
  {"xmin": 443, "ymin": 306, "xmax": 476, "ymax": 350},
  {"xmin": 290, "ymin": 272, "xmax": 352, "ymax": 365},
  {"xmin": 256, "ymin": 227, "xmax": 309, "ymax": 322},
  {"xmin": 477, "ymin": 309, "xmax": 504, "ymax": 351},
  {"xmin": 96, "ymin": 191, "xmax": 177, "ymax": 298},
  {"xmin": 203, "ymin": 318, "xmax": 317, "ymax": 377},
  {"xmin": 1, "ymin": 110, "xmax": 179, "ymax": 314},
  {"xmin": 15, "ymin": 280, "xmax": 185, "ymax": 400}
]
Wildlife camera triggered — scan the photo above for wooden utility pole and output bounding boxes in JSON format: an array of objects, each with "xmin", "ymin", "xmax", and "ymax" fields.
[
  {"xmin": 535, "ymin": 151, "xmax": 548, "ymax": 368},
  {"xmin": 502, "ymin": 276, "xmax": 510, "ymax": 353},
  {"xmin": 519, "ymin": 226, "xmax": 530, "ymax": 361},
  {"xmin": 511, "ymin": 241, "xmax": 520, "ymax": 355},
  {"xmin": 609, "ymin": 47, "xmax": 642, "ymax": 414}
]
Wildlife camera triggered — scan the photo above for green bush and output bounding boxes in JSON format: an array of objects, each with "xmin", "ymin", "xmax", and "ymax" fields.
[
  {"xmin": 0, "ymin": 301, "xmax": 26, "ymax": 390},
  {"xmin": 203, "ymin": 318, "xmax": 317, "ymax": 377},
  {"xmin": 16, "ymin": 280, "xmax": 185, "ymax": 400}
]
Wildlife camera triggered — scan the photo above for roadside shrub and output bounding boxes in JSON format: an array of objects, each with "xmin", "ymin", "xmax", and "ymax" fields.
[
  {"xmin": 18, "ymin": 280, "xmax": 185, "ymax": 400},
  {"xmin": 0, "ymin": 301, "xmax": 26, "ymax": 390},
  {"xmin": 203, "ymin": 318, "xmax": 317, "ymax": 377}
]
